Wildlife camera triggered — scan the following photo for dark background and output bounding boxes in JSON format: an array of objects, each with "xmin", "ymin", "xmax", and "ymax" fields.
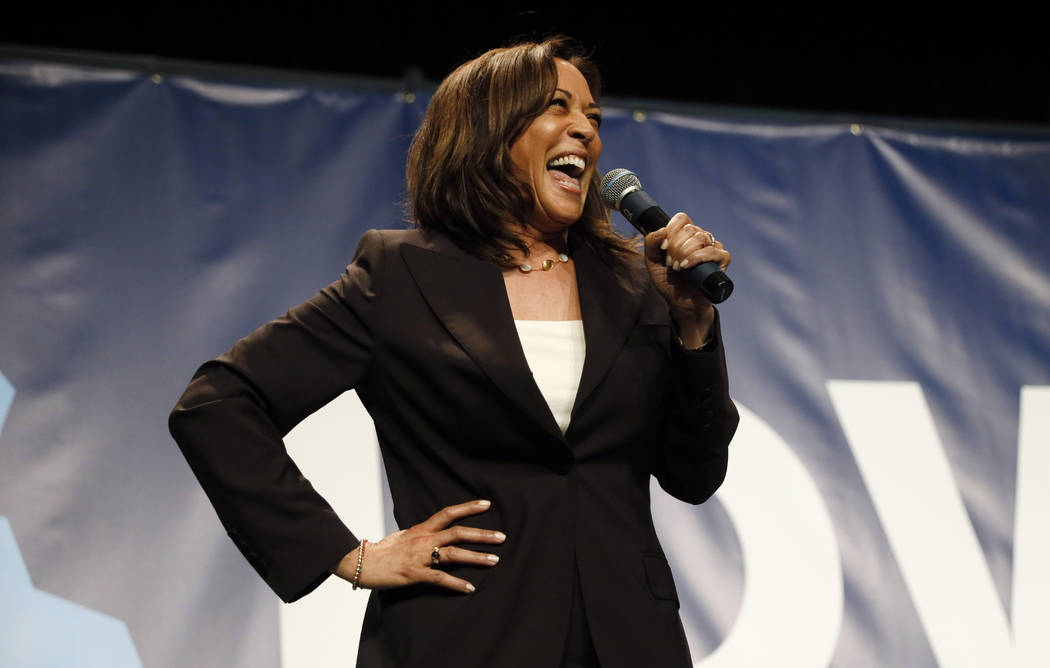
[{"xmin": 3, "ymin": 7, "xmax": 1047, "ymax": 125}]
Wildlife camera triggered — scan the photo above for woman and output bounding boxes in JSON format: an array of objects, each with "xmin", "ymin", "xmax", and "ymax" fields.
[{"xmin": 170, "ymin": 37, "xmax": 737, "ymax": 668}]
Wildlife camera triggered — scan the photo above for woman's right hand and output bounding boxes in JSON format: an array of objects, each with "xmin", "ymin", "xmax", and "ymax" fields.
[{"xmin": 332, "ymin": 499, "xmax": 505, "ymax": 593}]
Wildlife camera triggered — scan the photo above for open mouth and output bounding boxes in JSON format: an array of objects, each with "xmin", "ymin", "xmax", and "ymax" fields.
[{"xmin": 546, "ymin": 154, "xmax": 586, "ymax": 179}]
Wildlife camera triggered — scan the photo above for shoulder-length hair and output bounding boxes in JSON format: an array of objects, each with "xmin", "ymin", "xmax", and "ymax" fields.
[{"xmin": 406, "ymin": 36, "xmax": 637, "ymax": 270}]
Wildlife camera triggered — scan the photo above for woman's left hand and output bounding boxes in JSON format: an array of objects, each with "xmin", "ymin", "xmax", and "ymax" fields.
[{"xmin": 644, "ymin": 212, "xmax": 731, "ymax": 347}]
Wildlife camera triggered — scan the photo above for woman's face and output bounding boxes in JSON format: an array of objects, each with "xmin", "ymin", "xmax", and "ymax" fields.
[{"xmin": 509, "ymin": 59, "xmax": 602, "ymax": 237}]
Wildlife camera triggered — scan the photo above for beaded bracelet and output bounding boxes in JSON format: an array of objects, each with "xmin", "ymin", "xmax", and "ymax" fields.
[{"xmin": 351, "ymin": 539, "xmax": 367, "ymax": 590}]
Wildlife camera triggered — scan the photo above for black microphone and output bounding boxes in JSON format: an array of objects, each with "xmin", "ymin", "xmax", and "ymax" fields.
[{"xmin": 600, "ymin": 168, "xmax": 733, "ymax": 304}]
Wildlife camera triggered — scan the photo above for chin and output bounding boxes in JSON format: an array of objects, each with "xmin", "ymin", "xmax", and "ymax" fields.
[
  {"xmin": 541, "ymin": 208, "xmax": 585, "ymax": 230},
  {"xmin": 541, "ymin": 196, "xmax": 589, "ymax": 227}
]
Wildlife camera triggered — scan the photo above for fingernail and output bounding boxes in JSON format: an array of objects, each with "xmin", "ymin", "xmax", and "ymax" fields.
[
  {"xmin": 487, "ymin": 554, "xmax": 500, "ymax": 563},
  {"xmin": 680, "ymin": 259, "xmax": 690, "ymax": 268},
  {"xmin": 660, "ymin": 238, "xmax": 669, "ymax": 250},
  {"xmin": 466, "ymin": 583, "xmax": 476, "ymax": 592},
  {"xmin": 477, "ymin": 500, "xmax": 491, "ymax": 508},
  {"xmin": 665, "ymin": 255, "xmax": 673, "ymax": 267},
  {"xmin": 672, "ymin": 260, "xmax": 681, "ymax": 271},
  {"xmin": 494, "ymin": 532, "xmax": 507, "ymax": 542}
]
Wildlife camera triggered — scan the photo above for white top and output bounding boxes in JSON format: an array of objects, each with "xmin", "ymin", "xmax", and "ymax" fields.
[{"xmin": 513, "ymin": 319, "xmax": 586, "ymax": 434}]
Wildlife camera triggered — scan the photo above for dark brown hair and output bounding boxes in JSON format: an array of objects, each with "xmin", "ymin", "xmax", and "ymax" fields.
[{"xmin": 406, "ymin": 36, "xmax": 637, "ymax": 269}]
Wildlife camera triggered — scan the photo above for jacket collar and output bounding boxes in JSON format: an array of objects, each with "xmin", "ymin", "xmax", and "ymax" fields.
[{"xmin": 399, "ymin": 230, "xmax": 647, "ymax": 446}]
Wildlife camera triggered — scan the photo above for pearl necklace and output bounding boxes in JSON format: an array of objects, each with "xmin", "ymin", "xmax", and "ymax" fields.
[{"xmin": 519, "ymin": 253, "xmax": 570, "ymax": 273}]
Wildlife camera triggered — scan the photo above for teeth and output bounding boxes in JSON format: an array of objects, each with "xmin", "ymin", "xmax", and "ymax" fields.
[{"xmin": 546, "ymin": 155, "xmax": 586, "ymax": 171}]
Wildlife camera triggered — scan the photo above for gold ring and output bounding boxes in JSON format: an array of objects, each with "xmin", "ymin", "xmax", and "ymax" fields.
[{"xmin": 431, "ymin": 546, "xmax": 441, "ymax": 566}]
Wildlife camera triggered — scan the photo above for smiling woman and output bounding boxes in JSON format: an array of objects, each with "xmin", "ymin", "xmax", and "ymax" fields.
[
  {"xmin": 169, "ymin": 35, "xmax": 738, "ymax": 668},
  {"xmin": 509, "ymin": 59, "xmax": 602, "ymax": 232},
  {"xmin": 406, "ymin": 38, "xmax": 634, "ymax": 271}
]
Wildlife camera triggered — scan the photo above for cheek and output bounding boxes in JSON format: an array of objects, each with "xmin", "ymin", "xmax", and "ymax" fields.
[
  {"xmin": 508, "ymin": 144, "xmax": 527, "ymax": 179},
  {"xmin": 508, "ymin": 121, "xmax": 548, "ymax": 175}
]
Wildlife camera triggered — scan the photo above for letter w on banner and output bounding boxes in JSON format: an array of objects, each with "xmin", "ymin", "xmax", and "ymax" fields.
[{"xmin": 829, "ymin": 382, "xmax": 1049, "ymax": 668}]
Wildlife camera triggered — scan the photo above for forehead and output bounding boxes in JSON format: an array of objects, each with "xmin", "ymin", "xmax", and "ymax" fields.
[{"xmin": 554, "ymin": 59, "xmax": 594, "ymax": 102}]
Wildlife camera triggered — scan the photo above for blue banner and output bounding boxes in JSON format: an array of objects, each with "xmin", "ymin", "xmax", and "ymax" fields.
[{"xmin": 2, "ymin": 57, "xmax": 1048, "ymax": 667}]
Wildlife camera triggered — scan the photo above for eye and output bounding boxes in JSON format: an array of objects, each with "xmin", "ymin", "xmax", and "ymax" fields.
[
  {"xmin": 588, "ymin": 113, "xmax": 602, "ymax": 128},
  {"xmin": 549, "ymin": 97, "xmax": 568, "ymax": 109}
]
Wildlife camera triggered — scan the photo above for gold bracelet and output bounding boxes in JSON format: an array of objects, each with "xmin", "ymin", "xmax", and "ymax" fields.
[{"xmin": 351, "ymin": 539, "xmax": 367, "ymax": 590}]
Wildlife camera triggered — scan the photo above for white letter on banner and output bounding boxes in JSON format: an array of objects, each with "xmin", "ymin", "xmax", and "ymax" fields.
[
  {"xmin": 1013, "ymin": 386, "xmax": 1050, "ymax": 667},
  {"xmin": 697, "ymin": 404, "xmax": 843, "ymax": 668},
  {"xmin": 279, "ymin": 390, "xmax": 385, "ymax": 668},
  {"xmin": 828, "ymin": 381, "xmax": 1050, "ymax": 668}
]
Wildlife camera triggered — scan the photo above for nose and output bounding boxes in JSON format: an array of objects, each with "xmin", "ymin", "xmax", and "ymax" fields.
[{"xmin": 569, "ymin": 115, "xmax": 597, "ymax": 144}]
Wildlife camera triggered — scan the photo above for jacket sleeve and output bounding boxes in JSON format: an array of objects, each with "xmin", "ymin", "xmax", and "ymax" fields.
[
  {"xmin": 168, "ymin": 229, "xmax": 387, "ymax": 602},
  {"xmin": 652, "ymin": 308, "xmax": 739, "ymax": 504}
]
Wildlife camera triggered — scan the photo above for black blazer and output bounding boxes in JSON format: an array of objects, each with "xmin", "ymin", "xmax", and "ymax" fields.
[{"xmin": 169, "ymin": 228, "xmax": 738, "ymax": 668}]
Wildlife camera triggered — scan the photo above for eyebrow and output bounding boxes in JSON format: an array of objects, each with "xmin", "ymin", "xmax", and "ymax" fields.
[{"xmin": 555, "ymin": 88, "xmax": 601, "ymax": 111}]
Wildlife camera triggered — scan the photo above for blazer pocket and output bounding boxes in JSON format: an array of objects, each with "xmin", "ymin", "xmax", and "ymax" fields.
[{"xmin": 642, "ymin": 555, "xmax": 680, "ymax": 608}]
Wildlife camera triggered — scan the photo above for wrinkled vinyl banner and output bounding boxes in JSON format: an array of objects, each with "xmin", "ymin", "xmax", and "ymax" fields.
[{"xmin": 1, "ymin": 57, "xmax": 1049, "ymax": 668}]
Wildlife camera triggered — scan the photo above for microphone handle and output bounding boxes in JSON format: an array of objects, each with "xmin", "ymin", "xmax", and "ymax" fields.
[{"xmin": 618, "ymin": 190, "xmax": 734, "ymax": 304}]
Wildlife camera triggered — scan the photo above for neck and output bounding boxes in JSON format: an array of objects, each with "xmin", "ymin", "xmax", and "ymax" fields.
[{"xmin": 517, "ymin": 225, "xmax": 569, "ymax": 258}]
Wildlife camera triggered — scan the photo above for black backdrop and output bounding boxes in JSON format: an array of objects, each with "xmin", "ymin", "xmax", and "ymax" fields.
[{"xmin": 3, "ymin": 7, "xmax": 1048, "ymax": 125}]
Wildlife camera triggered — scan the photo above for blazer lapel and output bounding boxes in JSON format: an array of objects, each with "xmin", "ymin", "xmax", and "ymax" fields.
[
  {"xmin": 400, "ymin": 236, "xmax": 566, "ymax": 444},
  {"xmin": 571, "ymin": 240, "xmax": 648, "ymax": 419}
]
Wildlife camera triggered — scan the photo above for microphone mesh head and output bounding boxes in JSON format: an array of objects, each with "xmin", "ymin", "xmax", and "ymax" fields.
[{"xmin": 599, "ymin": 169, "xmax": 642, "ymax": 210}]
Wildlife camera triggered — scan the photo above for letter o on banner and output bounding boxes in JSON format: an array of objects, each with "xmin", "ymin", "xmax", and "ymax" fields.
[{"xmin": 696, "ymin": 404, "xmax": 843, "ymax": 668}]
